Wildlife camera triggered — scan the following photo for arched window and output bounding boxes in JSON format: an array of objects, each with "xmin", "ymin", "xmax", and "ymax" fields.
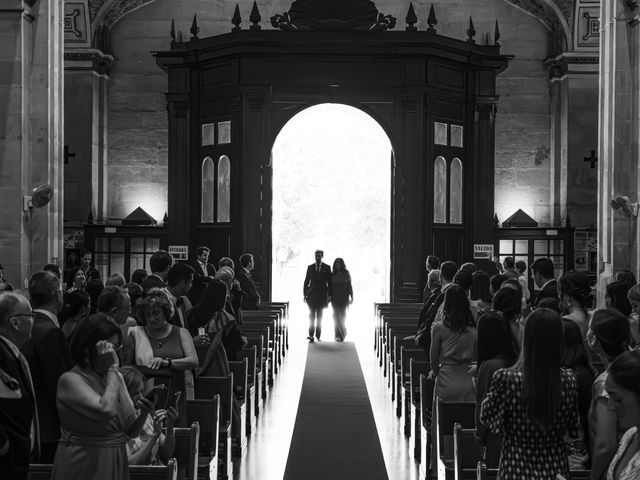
[
  {"xmin": 433, "ymin": 156, "xmax": 447, "ymax": 223},
  {"xmin": 217, "ymin": 155, "xmax": 231, "ymax": 222},
  {"xmin": 201, "ymin": 157, "xmax": 214, "ymax": 223},
  {"xmin": 450, "ymin": 158, "xmax": 463, "ymax": 224}
]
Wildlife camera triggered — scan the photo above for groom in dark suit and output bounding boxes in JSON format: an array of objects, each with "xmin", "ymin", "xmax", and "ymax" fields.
[{"xmin": 303, "ymin": 250, "xmax": 333, "ymax": 342}]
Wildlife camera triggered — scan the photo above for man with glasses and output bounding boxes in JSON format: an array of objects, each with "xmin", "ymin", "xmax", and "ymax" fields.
[
  {"xmin": 21, "ymin": 271, "xmax": 71, "ymax": 463},
  {"xmin": 0, "ymin": 292, "xmax": 37, "ymax": 480}
]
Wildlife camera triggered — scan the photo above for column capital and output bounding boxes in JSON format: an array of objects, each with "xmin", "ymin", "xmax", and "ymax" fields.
[
  {"xmin": 545, "ymin": 52, "xmax": 599, "ymax": 81},
  {"xmin": 64, "ymin": 47, "xmax": 114, "ymax": 77}
]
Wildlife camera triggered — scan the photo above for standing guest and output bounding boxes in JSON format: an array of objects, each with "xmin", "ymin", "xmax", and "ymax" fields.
[
  {"xmin": 502, "ymin": 257, "xmax": 520, "ymax": 279},
  {"xmin": 131, "ymin": 270, "xmax": 148, "ymax": 286},
  {"xmin": 453, "ymin": 269, "xmax": 477, "ymax": 320},
  {"xmin": 433, "ymin": 261, "xmax": 459, "ymax": 324},
  {"xmin": 43, "ymin": 263, "xmax": 62, "ymax": 279},
  {"xmin": 626, "ymin": 284, "xmax": 640, "ymax": 344},
  {"xmin": 123, "ymin": 283, "xmax": 143, "ymax": 313},
  {"xmin": 471, "ymin": 271, "xmax": 492, "ymax": 314},
  {"xmin": 65, "ymin": 267, "xmax": 87, "ymax": 293},
  {"xmin": 165, "ymin": 264, "xmax": 194, "ymax": 330},
  {"xmin": 79, "ymin": 249, "xmax": 93, "ymax": 276},
  {"xmin": 460, "ymin": 262, "xmax": 477, "ymax": 273},
  {"xmin": 141, "ymin": 251, "xmax": 173, "ymax": 292},
  {"xmin": 430, "ymin": 284, "xmax": 476, "ymax": 402},
  {"xmin": 587, "ymin": 308, "xmax": 633, "ymax": 480},
  {"xmin": 422, "ymin": 255, "xmax": 441, "ymax": 302},
  {"xmin": 480, "ymin": 308, "xmax": 579, "ymax": 480},
  {"xmin": 125, "ymin": 289, "xmax": 198, "ymax": 417},
  {"xmin": 21, "ymin": 271, "xmax": 71, "ymax": 463},
  {"xmin": 105, "ymin": 273, "xmax": 126, "ymax": 288},
  {"xmin": 215, "ymin": 266, "xmax": 245, "ymax": 325},
  {"xmin": 474, "ymin": 311, "xmax": 517, "ymax": 445},
  {"xmin": 414, "ymin": 270, "xmax": 442, "ymax": 350},
  {"xmin": 52, "ymin": 315, "xmax": 152, "ymax": 480},
  {"xmin": 218, "ymin": 257, "xmax": 234, "ymax": 269},
  {"xmin": 603, "ymin": 350, "xmax": 640, "ymax": 480},
  {"xmin": 0, "ymin": 292, "xmax": 37, "ymax": 480},
  {"xmin": 531, "ymin": 257, "xmax": 558, "ymax": 306},
  {"xmin": 558, "ymin": 270, "xmax": 593, "ymax": 338},
  {"xmin": 606, "ymin": 281, "xmax": 633, "ymax": 317},
  {"xmin": 86, "ymin": 277, "xmax": 104, "ymax": 315},
  {"xmin": 330, "ymin": 258, "xmax": 353, "ymax": 342},
  {"xmin": 514, "ymin": 260, "xmax": 531, "ymax": 306},
  {"xmin": 237, "ymin": 253, "xmax": 262, "ymax": 309},
  {"xmin": 492, "ymin": 287, "xmax": 524, "ymax": 351},
  {"xmin": 489, "ymin": 274, "xmax": 508, "ymax": 297},
  {"xmin": 303, "ymin": 250, "xmax": 332, "ymax": 342},
  {"xmin": 97, "ymin": 286, "xmax": 133, "ymax": 339},
  {"xmin": 188, "ymin": 246, "xmax": 216, "ymax": 305},
  {"xmin": 59, "ymin": 290, "xmax": 90, "ymax": 341},
  {"xmin": 186, "ymin": 279, "xmax": 231, "ymax": 351},
  {"xmin": 614, "ymin": 269, "xmax": 637, "ymax": 287},
  {"xmin": 560, "ymin": 318, "xmax": 595, "ymax": 469}
]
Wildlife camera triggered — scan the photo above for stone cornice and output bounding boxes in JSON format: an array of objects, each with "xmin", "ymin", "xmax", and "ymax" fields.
[
  {"xmin": 64, "ymin": 47, "xmax": 115, "ymax": 76},
  {"xmin": 545, "ymin": 52, "xmax": 599, "ymax": 79}
]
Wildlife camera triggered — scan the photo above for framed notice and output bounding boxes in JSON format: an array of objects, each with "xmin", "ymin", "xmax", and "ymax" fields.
[
  {"xmin": 473, "ymin": 244, "xmax": 494, "ymax": 260},
  {"xmin": 169, "ymin": 245, "xmax": 189, "ymax": 261}
]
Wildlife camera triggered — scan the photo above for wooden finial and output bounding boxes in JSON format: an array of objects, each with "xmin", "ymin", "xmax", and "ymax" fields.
[
  {"xmin": 467, "ymin": 16, "xmax": 476, "ymax": 43},
  {"xmin": 232, "ymin": 4, "xmax": 242, "ymax": 32},
  {"xmin": 250, "ymin": 1, "xmax": 261, "ymax": 31},
  {"xmin": 170, "ymin": 19, "xmax": 176, "ymax": 43},
  {"xmin": 177, "ymin": 30, "xmax": 183, "ymax": 43},
  {"xmin": 190, "ymin": 14, "xmax": 199, "ymax": 41},
  {"xmin": 405, "ymin": 3, "xmax": 418, "ymax": 31},
  {"xmin": 494, "ymin": 20, "xmax": 501, "ymax": 45},
  {"xmin": 427, "ymin": 4, "xmax": 437, "ymax": 33}
]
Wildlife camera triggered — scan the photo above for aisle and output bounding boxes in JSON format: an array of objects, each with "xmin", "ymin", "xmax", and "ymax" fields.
[{"xmin": 283, "ymin": 341, "xmax": 388, "ymax": 480}]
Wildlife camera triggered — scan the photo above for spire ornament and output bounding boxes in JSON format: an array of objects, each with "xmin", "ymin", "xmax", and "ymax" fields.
[
  {"xmin": 427, "ymin": 4, "xmax": 437, "ymax": 33},
  {"xmin": 405, "ymin": 3, "xmax": 417, "ymax": 31}
]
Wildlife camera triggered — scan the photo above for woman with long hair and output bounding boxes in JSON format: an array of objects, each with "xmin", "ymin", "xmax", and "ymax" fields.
[
  {"xmin": 471, "ymin": 271, "xmax": 492, "ymax": 315},
  {"xmin": 492, "ymin": 287, "xmax": 523, "ymax": 352},
  {"xmin": 558, "ymin": 270, "xmax": 593, "ymax": 338},
  {"xmin": 65, "ymin": 267, "xmax": 87, "ymax": 293},
  {"xmin": 331, "ymin": 258, "xmax": 353, "ymax": 342},
  {"xmin": 59, "ymin": 290, "xmax": 91, "ymax": 341},
  {"xmin": 430, "ymin": 284, "xmax": 476, "ymax": 402},
  {"xmin": 480, "ymin": 308, "xmax": 579, "ymax": 479}
]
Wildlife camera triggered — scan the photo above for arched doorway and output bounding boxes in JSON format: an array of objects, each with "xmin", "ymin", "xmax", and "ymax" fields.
[{"xmin": 270, "ymin": 103, "xmax": 392, "ymax": 307}]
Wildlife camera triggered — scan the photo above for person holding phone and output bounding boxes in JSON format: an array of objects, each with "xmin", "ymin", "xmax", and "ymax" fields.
[
  {"xmin": 51, "ymin": 314, "xmax": 154, "ymax": 479},
  {"xmin": 120, "ymin": 366, "xmax": 178, "ymax": 465}
]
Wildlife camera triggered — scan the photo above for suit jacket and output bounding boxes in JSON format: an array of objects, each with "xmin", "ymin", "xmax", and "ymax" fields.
[
  {"xmin": 141, "ymin": 274, "xmax": 166, "ymax": 292},
  {"xmin": 0, "ymin": 337, "xmax": 36, "ymax": 479},
  {"xmin": 534, "ymin": 279, "xmax": 559, "ymax": 306},
  {"xmin": 303, "ymin": 262, "xmax": 333, "ymax": 307},
  {"xmin": 20, "ymin": 312, "xmax": 71, "ymax": 445},
  {"xmin": 188, "ymin": 261, "xmax": 217, "ymax": 305},
  {"xmin": 237, "ymin": 268, "xmax": 261, "ymax": 309}
]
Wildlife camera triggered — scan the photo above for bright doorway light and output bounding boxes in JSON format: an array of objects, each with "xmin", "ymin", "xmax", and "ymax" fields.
[{"xmin": 271, "ymin": 103, "xmax": 392, "ymax": 326}]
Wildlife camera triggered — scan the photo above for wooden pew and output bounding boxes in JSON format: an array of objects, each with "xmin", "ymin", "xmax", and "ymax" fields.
[
  {"xmin": 386, "ymin": 325, "xmax": 418, "ymax": 385},
  {"xmin": 237, "ymin": 345, "xmax": 258, "ymax": 435},
  {"xmin": 374, "ymin": 302, "xmax": 422, "ymax": 354},
  {"xmin": 28, "ymin": 461, "xmax": 178, "ymax": 480},
  {"xmin": 396, "ymin": 345, "xmax": 424, "ymax": 416},
  {"xmin": 419, "ymin": 373, "xmax": 436, "ymax": 477},
  {"xmin": 186, "ymin": 397, "xmax": 220, "ymax": 480},
  {"xmin": 408, "ymin": 360, "xmax": 431, "ymax": 458},
  {"xmin": 475, "ymin": 462, "xmax": 591, "ymax": 480},
  {"xmin": 245, "ymin": 334, "xmax": 268, "ymax": 403},
  {"xmin": 193, "ymin": 377, "xmax": 234, "ymax": 479},
  {"xmin": 243, "ymin": 311, "xmax": 282, "ymax": 369},
  {"xmin": 434, "ymin": 399, "xmax": 476, "ymax": 480},
  {"xmin": 173, "ymin": 422, "xmax": 200, "ymax": 480},
  {"xmin": 243, "ymin": 325, "xmax": 275, "ymax": 386},
  {"xmin": 258, "ymin": 301, "xmax": 289, "ymax": 351},
  {"xmin": 453, "ymin": 423, "xmax": 502, "ymax": 480},
  {"xmin": 228, "ymin": 358, "xmax": 249, "ymax": 456},
  {"xmin": 383, "ymin": 322, "xmax": 416, "ymax": 377}
]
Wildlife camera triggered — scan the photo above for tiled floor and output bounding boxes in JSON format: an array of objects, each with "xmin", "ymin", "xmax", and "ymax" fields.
[{"xmin": 234, "ymin": 302, "xmax": 420, "ymax": 480}]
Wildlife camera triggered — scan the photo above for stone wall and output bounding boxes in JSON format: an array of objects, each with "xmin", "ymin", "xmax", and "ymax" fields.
[{"xmin": 106, "ymin": 0, "xmax": 551, "ymax": 225}]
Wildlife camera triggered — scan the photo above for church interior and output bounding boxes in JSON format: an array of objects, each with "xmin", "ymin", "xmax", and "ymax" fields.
[{"xmin": 1, "ymin": 0, "xmax": 640, "ymax": 478}]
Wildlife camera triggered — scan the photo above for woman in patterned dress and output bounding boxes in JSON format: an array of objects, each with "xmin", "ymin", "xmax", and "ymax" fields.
[{"xmin": 480, "ymin": 308, "xmax": 580, "ymax": 480}]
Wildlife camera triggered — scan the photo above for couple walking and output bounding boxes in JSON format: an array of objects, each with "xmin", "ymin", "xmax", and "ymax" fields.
[{"xmin": 303, "ymin": 250, "xmax": 353, "ymax": 342}]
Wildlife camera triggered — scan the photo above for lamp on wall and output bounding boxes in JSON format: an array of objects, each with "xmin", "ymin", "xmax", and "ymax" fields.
[{"xmin": 610, "ymin": 195, "xmax": 638, "ymax": 218}]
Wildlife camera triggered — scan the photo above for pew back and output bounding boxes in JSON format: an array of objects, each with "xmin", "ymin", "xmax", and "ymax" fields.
[{"xmin": 173, "ymin": 422, "xmax": 200, "ymax": 480}]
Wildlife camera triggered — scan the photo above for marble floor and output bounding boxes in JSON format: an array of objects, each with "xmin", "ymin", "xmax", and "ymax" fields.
[{"xmin": 234, "ymin": 302, "xmax": 420, "ymax": 480}]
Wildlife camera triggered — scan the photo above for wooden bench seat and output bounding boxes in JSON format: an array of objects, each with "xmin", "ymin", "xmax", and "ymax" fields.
[
  {"xmin": 453, "ymin": 423, "xmax": 501, "ymax": 480},
  {"xmin": 173, "ymin": 421, "xmax": 200, "ymax": 480},
  {"xmin": 434, "ymin": 399, "xmax": 476, "ymax": 480},
  {"xmin": 245, "ymin": 335, "xmax": 268, "ymax": 403},
  {"xmin": 419, "ymin": 373, "xmax": 436, "ymax": 477},
  {"xmin": 228, "ymin": 358, "xmax": 249, "ymax": 455},
  {"xmin": 186, "ymin": 396, "xmax": 221, "ymax": 480},
  {"xmin": 408, "ymin": 360, "xmax": 431, "ymax": 458},
  {"xmin": 237, "ymin": 345, "xmax": 258, "ymax": 435},
  {"xmin": 396, "ymin": 346, "xmax": 425, "ymax": 414},
  {"xmin": 28, "ymin": 460, "xmax": 178, "ymax": 480}
]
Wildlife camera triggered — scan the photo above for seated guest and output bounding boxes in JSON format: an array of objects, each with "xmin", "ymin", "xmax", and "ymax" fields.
[
  {"xmin": 52, "ymin": 315, "xmax": 152, "ymax": 479},
  {"xmin": 561, "ymin": 319, "xmax": 594, "ymax": 469},
  {"xmin": 587, "ymin": 309, "xmax": 633, "ymax": 480},
  {"xmin": 141, "ymin": 251, "xmax": 173, "ymax": 292},
  {"xmin": 165, "ymin": 264, "xmax": 195, "ymax": 330},
  {"xmin": 237, "ymin": 253, "xmax": 262, "ymax": 309},
  {"xmin": 65, "ymin": 267, "xmax": 86, "ymax": 293},
  {"xmin": 59, "ymin": 290, "xmax": 90, "ymax": 341},
  {"xmin": 481, "ymin": 308, "xmax": 579, "ymax": 480},
  {"xmin": 189, "ymin": 246, "xmax": 216, "ymax": 305},
  {"xmin": 430, "ymin": 284, "xmax": 476, "ymax": 402},
  {"xmin": 531, "ymin": 257, "xmax": 558, "ymax": 306},
  {"xmin": 125, "ymin": 289, "xmax": 197, "ymax": 415},
  {"xmin": 474, "ymin": 310, "xmax": 517, "ymax": 445},
  {"xmin": 606, "ymin": 281, "xmax": 633, "ymax": 317},
  {"xmin": 626, "ymin": 284, "xmax": 640, "ymax": 344},
  {"xmin": 22, "ymin": 271, "xmax": 71, "ymax": 462},
  {"xmin": 413, "ymin": 269, "xmax": 441, "ymax": 348},
  {"xmin": 471, "ymin": 271, "xmax": 492, "ymax": 315},
  {"xmin": 422, "ymin": 255, "xmax": 441, "ymax": 302},
  {"xmin": 492, "ymin": 287, "xmax": 524, "ymax": 351},
  {"xmin": 460, "ymin": 262, "xmax": 477, "ymax": 273},
  {"xmin": 489, "ymin": 273, "xmax": 508, "ymax": 297},
  {"xmin": 120, "ymin": 366, "xmax": 178, "ymax": 465},
  {"xmin": 215, "ymin": 266, "xmax": 246, "ymax": 326},
  {"xmin": 0, "ymin": 292, "xmax": 36, "ymax": 480},
  {"xmin": 131, "ymin": 269, "xmax": 148, "ymax": 286},
  {"xmin": 105, "ymin": 273, "xmax": 126, "ymax": 288},
  {"xmin": 603, "ymin": 349, "xmax": 640, "ymax": 479},
  {"xmin": 559, "ymin": 270, "xmax": 593, "ymax": 338},
  {"xmin": 614, "ymin": 269, "xmax": 637, "ymax": 287}
]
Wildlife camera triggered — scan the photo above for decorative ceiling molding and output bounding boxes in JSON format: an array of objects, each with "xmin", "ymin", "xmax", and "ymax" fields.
[
  {"xmin": 503, "ymin": 0, "xmax": 574, "ymax": 50},
  {"xmin": 89, "ymin": 0, "xmax": 108, "ymax": 21},
  {"xmin": 90, "ymin": 0, "xmax": 154, "ymax": 28}
]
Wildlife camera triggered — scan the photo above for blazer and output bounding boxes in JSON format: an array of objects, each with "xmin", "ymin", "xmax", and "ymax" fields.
[
  {"xmin": 188, "ymin": 261, "xmax": 216, "ymax": 305},
  {"xmin": 0, "ymin": 338, "xmax": 35, "ymax": 479},
  {"xmin": 237, "ymin": 268, "xmax": 261, "ymax": 309},
  {"xmin": 303, "ymin": 262, "xmax": 333, "ymax": 307},
  {"xmin": 534, "ymin": 279, "xmax": 558, "ymax": 306},
  {"xmin": 20, "ymin": 312, "xmax": 71, "ymax": 445}
]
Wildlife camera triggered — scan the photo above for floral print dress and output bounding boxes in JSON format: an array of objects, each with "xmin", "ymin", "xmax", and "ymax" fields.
[{"xmin": 480, "ymin": 367, "xmax": 579, "ymax": 480}]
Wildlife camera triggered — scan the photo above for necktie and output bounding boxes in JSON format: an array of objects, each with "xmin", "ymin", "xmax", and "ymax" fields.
[{"xmin": 316, "ymin": 264, "xmax": 320, "ymax": 272}]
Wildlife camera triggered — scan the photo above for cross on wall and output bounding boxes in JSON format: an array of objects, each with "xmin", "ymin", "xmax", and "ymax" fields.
[
  {"xmin": 584, "ymin": 150, "xmax": 597, "ymax": 168},
  {"xmin": 64, "ymin": 145, "xmax": 76, "ymax": 165}
]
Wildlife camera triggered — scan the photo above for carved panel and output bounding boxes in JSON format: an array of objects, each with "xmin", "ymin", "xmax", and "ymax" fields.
[
  {"xmin": 574, "ymin": 0, "xmax": 600, "ymax": 50},
  {"xmin": 65, "ymin": 1, "xmax": 90, "ymax": 46}
]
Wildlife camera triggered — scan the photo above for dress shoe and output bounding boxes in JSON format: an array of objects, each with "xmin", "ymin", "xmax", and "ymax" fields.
[
  {"xmin": 316, "ymin": 337, "xmax": 321, "ymax": 341},
  {"xmin": 307, "ymin": 336, "xmax": 314, "ymax": 343}
]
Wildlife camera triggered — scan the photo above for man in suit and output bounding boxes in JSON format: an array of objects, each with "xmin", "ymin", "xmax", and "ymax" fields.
[
  {"xmin": 532, "ymin": 257, "xmax": 558, "ymax": 306},
  {"xmin": 166, "ymin": 263, "xmax": 194, "ymax": 329},
  {"xmin": 188, "ymin": 246, "xmax": 217, "ymax": 305},
  {"xmin": 0, "ymin": 292, "xmax": 37, "ymax": 480},
  {"xmin": 141, "ymin": 249, "xmax": 174, "ymax": 292},
  {"xmin": 303, "ymin": 250, "xmax": 333, "ymax": 342},
  {"xmin": 21, "ymin": 271, "xmax": 71, "ymax": 463},
  {"xmin": 237, "ymin": 253, "xmax": 261, "ymax": 309}
]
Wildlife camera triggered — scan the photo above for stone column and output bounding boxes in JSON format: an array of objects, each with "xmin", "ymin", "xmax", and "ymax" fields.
[
  {"xmin": 597, "ymin": 0, "xmax": 640, "ymax": 305},
  {"xmin": 0, "ymin": 0, "xmax": 64, "ymax": 285}
]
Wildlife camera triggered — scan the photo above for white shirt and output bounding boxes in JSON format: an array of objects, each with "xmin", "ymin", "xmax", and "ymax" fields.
[{"xmin": 33, "ymin": 309, "xmax": 60, "ymax": 328}]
